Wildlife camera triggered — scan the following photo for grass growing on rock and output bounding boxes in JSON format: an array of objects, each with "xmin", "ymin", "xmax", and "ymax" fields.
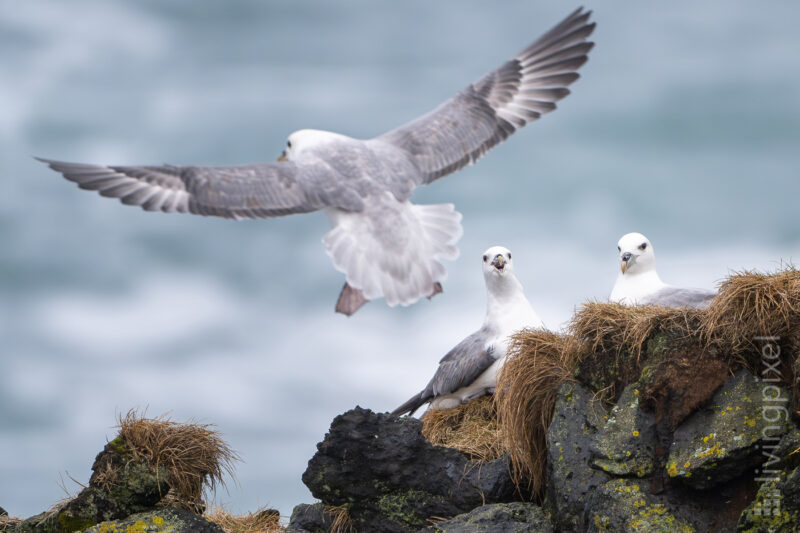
[
  {"xmin": 418, "ymin": 266, "xmax": 800, "ymax": 498},
  {"xmin": 112, "ymin": 409, "xmax": 239, "ymax": 510},
  {"xmin": 205, "ymin": 506, "xmax": 284, "ymax": 532},
  {"xmin": 494, "ymin": 329, "xmax": 580, "ymax": 495},
  {"xmin": 702, "ymin": 266, "xmax": 800, "ymax": 365},
  {"xmin": 421, "ymin": 395, "xmax": 503, "ymax": 462}
]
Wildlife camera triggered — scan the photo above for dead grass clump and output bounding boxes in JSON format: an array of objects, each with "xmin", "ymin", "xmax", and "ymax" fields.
[
  {"xmin": 116, "ymin": 410, "xmax": 239, "ymax": 509},
  {"xmin": 569, "ymin": 302, "xmax": 705, "ymax": 400},
  {"xmin": 494, "ymin": 329, "xmax": 581, "ymax": 497},
  {"xmin": 205, "ymin": 506, "xmax": 283, "ymax": 533},
  {"xmin": 326, "ymin": 504, "xmax": 355, "ymax": 533},
  {"xmin": 570, "ymin": 301, "xmax": 704, "ymax": 362},
  {"xmin": 421, "ymin": 395, "xmax": 503, "ymax": 462},
  {"xmin": 702, "ymin": 267, "xmax": 800, "ymax": 367},
  {"xmin": 0, "ymin": 515, "xmax": 22, "ymax": 529}
]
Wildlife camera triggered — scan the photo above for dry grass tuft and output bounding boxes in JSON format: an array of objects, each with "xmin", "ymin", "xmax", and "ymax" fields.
[
  {"xmin": 205, "ymin": 506, "xmax": 283, "ymax": 533},
  {"xmin": 570, "ymin": 301, "xmax": 704, "ymax": 361},
  {"xmin": 116, "ymin": 409, "xmax": 239, "ymax": 509},
  {"xmin": 421, "ymin": 395, "xmax": 503, "ymax": 462},
  {"xmin": 326, "ymin": 504, "xmax": 355, "ymax": 533},
  {"xmin": 702, "ymin": 266, "xmax": 800, "ymax": 365},
  {"xmin": 0, "ymin": 515, "xmax": 22, "ymax": 529},
  {"xmin": 494, "ymin": 329, "xmax": 581, "ymax": 497}
]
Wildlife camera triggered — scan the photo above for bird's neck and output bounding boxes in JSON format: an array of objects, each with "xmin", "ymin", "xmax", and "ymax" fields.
[
  {"xmin": 610, "ymin": 269, "xmax": 666, "ymax": 303},
  {"xmin": 484, "ymin": 275, "xmax": 540, "ymax": 334}
]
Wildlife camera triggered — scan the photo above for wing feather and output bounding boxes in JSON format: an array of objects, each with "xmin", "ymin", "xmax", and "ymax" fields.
[
  {"xmin": 37, "ymin": 158, "xmax": 339, "ymax": 219},
  {"xmin": 376, "ymin": 8, "xmax": 595, "ymax": 184},
  {"xmin": 391, "ymin": 329, "xmax": 495, "ymax": 416}
]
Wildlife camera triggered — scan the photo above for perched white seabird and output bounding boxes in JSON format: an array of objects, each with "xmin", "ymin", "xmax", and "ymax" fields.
[
  {"xmin": 609, "ymin": 232, "xmax": 716, "ymax": 308},
  {"xmin": 392, "ymin": 246, "xmax": 543, "ymax": 416},
  {"xmin": 38, "ymin": 8, "xmax": 595, "ymax": 316}
]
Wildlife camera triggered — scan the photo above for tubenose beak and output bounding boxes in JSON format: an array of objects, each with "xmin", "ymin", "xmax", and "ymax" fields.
[
  {"xmin": 277, "ymin": 151, "xmax": 288, "ymax": 162},
  {"xmin": 620, "ymin": 252, "xmax": 632, "ymax": 274},
  {"xmin": 491, "ymin": 254, "xmax": 506, "ymax": 271}
]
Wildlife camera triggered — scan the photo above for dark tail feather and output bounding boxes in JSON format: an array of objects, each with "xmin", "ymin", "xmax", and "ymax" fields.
[{"xmin": 391, "ymin": 392, "xmax": 430, "ymax": 417}]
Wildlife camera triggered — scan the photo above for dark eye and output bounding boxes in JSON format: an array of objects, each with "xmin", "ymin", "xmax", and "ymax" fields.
[
  {"xmin": 507, "ymin": 253, "xmax": 511, "ymax": 260},
  {"xmin": 639, "ymin": 243, "xmax": 647, "ymax": 250},
  {"xmin": 483, "ymin": 255, "xmax": 488, "ymax": 262},
  {"xmin": 617, "ymin": 246, "xmax": 621, "ymax": 252},
  {"xmin": 287, "ymin": 140, "xmax": 292, "ymax": 148}
]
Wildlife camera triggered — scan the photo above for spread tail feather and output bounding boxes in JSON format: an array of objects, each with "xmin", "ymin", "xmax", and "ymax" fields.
[{"xmin": 323, "ymin": 200, "xmax": 462, "ymax": 309}]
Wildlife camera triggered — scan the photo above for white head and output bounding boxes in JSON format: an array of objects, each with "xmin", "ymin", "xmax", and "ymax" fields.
[
  {"xmin": 617, "ymin": 232, "xmax": 656, "ymax": 276},
  {"xmin": 482, "ymin": 245, "xmax": 515, "ymax": 280},
  {"xmin": 278, "ymin": 129, "xmax": 344, "ymax": 161}
]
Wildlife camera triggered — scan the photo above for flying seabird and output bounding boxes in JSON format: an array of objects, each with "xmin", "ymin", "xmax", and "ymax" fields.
[
  {"xmin": 392, "ymin": 246, "xmax": 543, "ymax": 416},
  {"xmin": 38, "ymin": 8, "xmax": 594, "ymax": 316},
  {"xmin": 609, "ymin": 232, "xmax": 716, "ymax": 308}
]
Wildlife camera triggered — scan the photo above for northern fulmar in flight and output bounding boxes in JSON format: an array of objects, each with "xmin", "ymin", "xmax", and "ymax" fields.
[
  {"xmin": 392, "ymin": 246, "xmax": 543, "ymax": 416},
  {"xmin": 610, "ymin": 232, "xmax": 716, "ymax": 308},
  {"xmin": 39, "ymin": 8, "xmax": 595, "ymax": 315}
]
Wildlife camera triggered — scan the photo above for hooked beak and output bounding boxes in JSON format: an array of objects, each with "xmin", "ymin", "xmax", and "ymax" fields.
[
  {"xmin": 620, "ymin": 252, "xmax": 632, "ymax": 274},
  {"xmin": 277, "ymin": 151, "xmax": 288, "ymax": 162},
  {"xmin": 491, "ymin": 254, "xmax": 506, "ymax": 271}
]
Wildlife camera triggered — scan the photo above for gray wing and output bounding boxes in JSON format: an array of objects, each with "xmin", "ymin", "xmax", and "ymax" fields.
[
  {"xmin": 427, "ymin": 329, "xmax": 496, "ymax": 397},
  {"xmin": 375, "ymin": 8, "xmax": 594, "ymax": 184},
  {"xmin": 641, "ymin": 286, "xmax": 717, "ymax": 309},
  {"xmin": 391, "ymin": 329, "xmax": 495, "ymax": 416},
  {"xmin": 37, "ymin": 158, "xmax": 365, "ymax": 219}
]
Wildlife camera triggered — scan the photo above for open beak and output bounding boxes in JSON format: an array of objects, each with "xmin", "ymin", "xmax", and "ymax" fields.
[
  {"xmin": 491, "ymin": 254, "xmax": 506, "ymax": 271},
  {"xmin": 620, "ymin": 252, "xmax": 632, "ymax": 274},
  {"xmin": 277, "ymin": 151, "xmax": 288, "ymax": 162}
]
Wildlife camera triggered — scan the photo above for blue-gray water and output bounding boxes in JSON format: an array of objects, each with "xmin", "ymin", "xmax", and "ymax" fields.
[{"xmin": 1, "ymin": 0, "xmax": 799, "ymax": 519}]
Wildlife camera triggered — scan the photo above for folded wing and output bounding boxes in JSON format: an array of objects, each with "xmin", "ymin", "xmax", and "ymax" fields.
[{"xmin": 391, "ymin": 329, "xmax": 495, "ymax": 416}]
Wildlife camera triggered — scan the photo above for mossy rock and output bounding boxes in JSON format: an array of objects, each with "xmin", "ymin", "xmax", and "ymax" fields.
[
  {"xmin": 544, "ymin": 381, "xmax": 610, "ymax": 532},
  {"xmin": 737, "ymin": 429, "xmax": 800, "ymax": 532},
  {"xmin": 83, "ymin": 508, "xmax": 224, "ymax": 532},
  {"xmin": 667, "ymin": 370, "xmax": 791, "ymax": 489},
  {"xmin": 591, "ymin": 384, "xmax": 657, "ymax": 478},
  {"xmin": 737, "ymin": 469, "xmax": 800, "ymax": 532},
  {"xmin": 423, "ymin": 502, "xmax": 553, "ymax": 532},
  {"xmin": 303, "ymin": 407, "xmax": 517, "ymax": 533},
  {"xmin": 585, "ymin": 479, "xmax": 695, "ymax": 533},
  {"xmin": 14, "ymin": 456, "xmax": 169, "ymax": 532}
]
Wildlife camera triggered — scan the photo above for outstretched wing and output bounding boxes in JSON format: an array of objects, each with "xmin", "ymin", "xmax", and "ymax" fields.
[
  {"xmin": 37, "ymin": 158, "xmax": 360, "ymax": 219},
  {"xmin": 376, "ymin": 8, "xmax": 594, "ymax": 184},
  {"xmin": 642, "ymin": 287, "xmax": 717, "ymax": 309}
]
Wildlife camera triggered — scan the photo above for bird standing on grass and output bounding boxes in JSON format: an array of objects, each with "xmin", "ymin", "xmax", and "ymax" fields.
[
  {"xmin": 392, "ymin": 246, "xmax": 543, "ymax": 416},
  {"xmin": 38, "ymin": 8, "xmax": 595, "ymax": 316},
  {"xmin": 610, "ymin": 232, "xmax": 716, "ymax": 308}
]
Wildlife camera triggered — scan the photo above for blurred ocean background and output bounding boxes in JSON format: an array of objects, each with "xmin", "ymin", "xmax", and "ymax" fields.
[{"xmin": 1, "ymin": 0, "xmax": 799, "ymax": 519}]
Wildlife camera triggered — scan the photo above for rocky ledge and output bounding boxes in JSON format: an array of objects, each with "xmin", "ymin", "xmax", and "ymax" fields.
[{"xmin": 287, "ymin": 369, "xmax": 799, "ymax": 532}]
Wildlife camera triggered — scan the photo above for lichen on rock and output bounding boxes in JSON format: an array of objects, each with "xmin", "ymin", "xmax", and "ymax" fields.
[
  {"xmin": 667, "ymin": 370, "xmax": 791, "ymax": 489},
  {"xmin": 591, "ymin": 383, "xmax": 657, "ymax": 478},
  {"xmin": 83, "ymin": 508, "xmax": 224, "ymax": 533},
  {"xmin": 302, "ymin": 407, "xmax": 517, "ymax": 533},
  {"xmin": 585, "ymin": 479, "xmax": 695, "ymax": 533},
  {"xmin": 544, "ymin": 381, "xmax": 610, "ymax": 532},
  {"xmin": 422, "ymin": 502, "xmax": 553, "ymax": 533}
]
